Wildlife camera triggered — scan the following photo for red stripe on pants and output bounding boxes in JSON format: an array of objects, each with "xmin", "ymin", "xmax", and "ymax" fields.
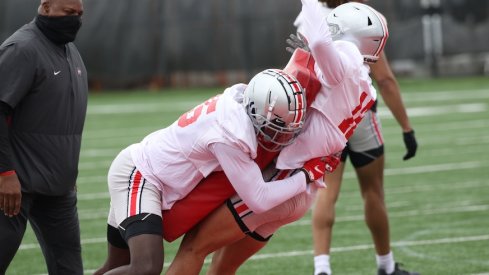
[
  {"xmin": 130, "ymin": 171, "xmax": 142, "ymax": 216},
  {"xmin": 235, "ymin": 203, "xmax": 249, "ymax": 216}
]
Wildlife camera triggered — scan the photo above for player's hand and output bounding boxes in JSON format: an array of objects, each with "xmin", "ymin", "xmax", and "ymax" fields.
[
  {"xmin": 323, "ymin": 152, "xmax": 341, "ymax": 174},
  {"xmin": 0, "ymin": 173, "xmax": 22, "ymax": 217},
  {"xmin": 403, "ymin": 130, "xmax": 417, "ymax": 160},
  {"xmin": 286, "ymin": 32, "xmax": 310, "ymax": 54},
  {"xmin": 301, "ymin": 154, "xmax": 338, "ymax": 183}
]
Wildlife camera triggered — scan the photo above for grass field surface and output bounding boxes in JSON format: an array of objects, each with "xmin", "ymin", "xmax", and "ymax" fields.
[{"xmin": 6, "ymin": 76, "xmax": 489, "ymax": 275}]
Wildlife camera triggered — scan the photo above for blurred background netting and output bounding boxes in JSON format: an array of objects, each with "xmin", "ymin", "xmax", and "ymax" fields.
[{"xmin": 1, "ymin": 0, "xmax": 488, "ymax": 89}]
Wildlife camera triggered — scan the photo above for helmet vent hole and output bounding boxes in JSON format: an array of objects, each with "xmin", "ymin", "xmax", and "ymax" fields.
[{"xmin": 367, "ymin": 17, "xmax": 372, "ymax": 26}]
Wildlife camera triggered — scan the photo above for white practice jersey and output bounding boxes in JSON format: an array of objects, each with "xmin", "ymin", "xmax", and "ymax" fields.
[
  {"xmin": 130, "ymin": 84, "xmax": 307, "ymax": 212},
  {"xmin": 277, "ymin": 0, "xmax": 377, "ymax": 169},
  {"xmin": 293, "ymin": 2, "xmax": 331, "ymax": 36}
]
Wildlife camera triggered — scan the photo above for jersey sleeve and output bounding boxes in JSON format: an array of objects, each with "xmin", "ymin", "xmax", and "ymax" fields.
[
  {"xmin": 299, "ymin": 0, "xmax": 349, "ymax": 86},
  {"xmin": 0, "ymin": 43, "xmax": 36, "ymax": 108},
  {"xmin": 276, "ymin": 109, "xmax": 347, "ymax": 169},
  {"xmin": 216, "ymin": 84, "xmax": 258, "ymax": 159},
  {"xmin": 294, "ymin": 11, "xmax": 304, "ymax": 34},
  {"xmin": 210, "ymin": 142, "xmax": 307, "ymax": 214}
]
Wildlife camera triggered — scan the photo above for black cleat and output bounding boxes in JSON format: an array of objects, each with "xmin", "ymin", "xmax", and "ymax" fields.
[
  {"xmin": 377, "ymin": 263, "xmax": 420, "ymax": 275},
  {"xmin": 317, "ymin": 273, "xmax": 329, "ymax": 275}
]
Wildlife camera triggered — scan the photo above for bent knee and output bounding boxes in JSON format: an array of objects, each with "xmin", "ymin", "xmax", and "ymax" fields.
[
  {"xmin": 130, "ymin": 259, "xmax": 163, "ymax": 275},
  {"xmin": 312, "ymin": 207, "xmax": 335, "ymax": 228},
  {"xmin": 313, "ymin": 215, "xmax": 335, "ymax": 229},
  {"xmin": 178, "ymin": 234, "xmax": 215, "ymax": 259}
]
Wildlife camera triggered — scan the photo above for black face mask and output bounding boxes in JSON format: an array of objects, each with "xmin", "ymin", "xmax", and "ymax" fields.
[{"xmin": 35, "ymin": 14, "xmax": 82, "ymax": 45}]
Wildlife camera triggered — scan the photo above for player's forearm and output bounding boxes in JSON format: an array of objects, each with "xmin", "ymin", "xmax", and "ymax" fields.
[
  {"xmin": 228, "ymin": 169, "xmax": 306, "ymax": 214},
  {"xmin": 213, "ymin": 143, "xmax": 306, "ymax": 213},
  {"xmin": 300, "ymin": 0, "xmax": 346, "ymax": 85},
  {"xmin": 378, "ymin": 80, "xmax": 413, "ymax": 132},
  {"xmin": 371, "ymin": 52, "xmax": 413, "ymax": 132},
  {"xmin": 309, "ymin": 40, "xmax": 345, "ymax": 86}
]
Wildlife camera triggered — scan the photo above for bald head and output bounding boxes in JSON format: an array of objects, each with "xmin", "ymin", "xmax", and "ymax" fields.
[{"xmin": 38, "ymin": 0, "xmax": 83, "ymax": 17}]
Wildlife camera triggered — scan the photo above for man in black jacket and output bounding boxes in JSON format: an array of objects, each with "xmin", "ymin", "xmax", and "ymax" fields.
[{"xmin": 0, "ymin": 0, "xmax": 87, "ymax": 274}]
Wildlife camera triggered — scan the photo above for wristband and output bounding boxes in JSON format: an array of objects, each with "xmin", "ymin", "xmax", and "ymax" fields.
[{"xmin": 0, "ymin": 170, "xmax": 16, "ymax": 176}]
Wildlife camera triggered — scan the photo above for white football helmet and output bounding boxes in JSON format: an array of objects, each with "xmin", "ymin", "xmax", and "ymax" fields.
[
  {"xmin": 326, "ymin": 2, "xmax": 389, "ymax": 63},
  {"xmin": 243, "ymin": 69, "xmax": 306, "ymax": 152}
]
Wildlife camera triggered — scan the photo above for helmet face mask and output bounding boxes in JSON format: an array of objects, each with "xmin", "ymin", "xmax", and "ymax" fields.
[
  {"xmin": 253, "ymin": 115, "xmax": 302, "ymax": 152},
  {"xmin": 326, "ymin": 2, "xmax": 389, "ymax": 63},
  {"xmin": 244, "ymin": 69, "xmax": 306, "ymax": 152}
]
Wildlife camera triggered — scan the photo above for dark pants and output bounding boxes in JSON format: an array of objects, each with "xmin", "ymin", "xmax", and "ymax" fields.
[{"xmin": 0, "ymin": 190, "xmax": 83, "ymax": 275}]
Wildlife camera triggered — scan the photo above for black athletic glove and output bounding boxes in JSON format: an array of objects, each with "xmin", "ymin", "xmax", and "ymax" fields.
[
  {"xmin": 403, "ymin": 130, "xmax": 417, "ymax": 161},
  {"xmin": 285, "ymin": 32, "xmax": 310, "ymax": 54}
]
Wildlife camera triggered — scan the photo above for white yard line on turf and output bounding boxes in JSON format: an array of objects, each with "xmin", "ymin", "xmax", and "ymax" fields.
[
  {"xmin": 75, "ymin": 202, "xmax": 489, "ymax": 222},
  {"xmin": 378, "ymin": 103, "xmax": 487, "ymax": 118},
  {"xmin": 20, "ymin": 202, "xmax": 489, "ymax": 250},
  {"xmin": 402, "ymin": 89, "xmax": 489, "ymax": 103},
  {"xmin": 71, "ymin": 234, "xmax": 489, "ymax": 274},
  {"xmin": 85, "ymin": 88, "xmax": 489, "ymax": 116},
  {"xmin": 290, "ymin": 204, "xmax": 489, "ymax": 226},
  {"xmin": 87, "ymin": 101, "xmax": 201, "ymax": 115},
  {"xmin": 75, "ymin": 159, "xmax": 488, "ymax": 193},
  {"xmin": 244, "ymin": 234, "xmax": 489, "ymax": 260}
]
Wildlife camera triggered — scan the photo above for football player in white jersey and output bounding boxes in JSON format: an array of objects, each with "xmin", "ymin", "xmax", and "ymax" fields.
[
  {"xmin": 93, "ymin": 69, "xmax": 339, "ymax": 274},
  {"xmin": 296, "ymin": 1, "xmax": 418, "ymax": 275},
  {"xmin": 164, "ymin": 1, "xmax": 386, "ymax": 274}
]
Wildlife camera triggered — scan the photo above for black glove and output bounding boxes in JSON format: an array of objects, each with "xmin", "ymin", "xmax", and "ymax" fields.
[
  {"xmin": 285, "ymin": 32, "xmax": 310, "ymax": 54},
  {"xmin": 403, "ymin": 130, "xmax": 417, "ymax": 160}
]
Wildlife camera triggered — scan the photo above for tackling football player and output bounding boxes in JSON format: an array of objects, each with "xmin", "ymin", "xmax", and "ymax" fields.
[
  {"xmin": 164, "ymin": 1, "xmax": 385, "ymax": 274},
  {"xmin": 94, "ymin": 69, "xmax": 337, "ymax": 275}
]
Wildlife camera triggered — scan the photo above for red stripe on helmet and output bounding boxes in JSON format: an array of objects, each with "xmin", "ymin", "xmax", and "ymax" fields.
[
  {"xmin": 271, "ymin": 68, "xmax": 305, "ymax": 125},
  {"xmin": 294, "ymin": 91, "xmax": 304, "ymax": 124},
  {"xmin": 367, "ymin": 5, "xmax": 389, "ymax": 57}
]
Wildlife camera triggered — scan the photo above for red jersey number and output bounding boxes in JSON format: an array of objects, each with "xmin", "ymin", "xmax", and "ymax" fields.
[
  {"xmin": 338, "ymin": 92, "xmax": 375, "ymax": 139},
  {"xmin": 177, "ymin": 95, "xmax": 220, "ymax": 127}
]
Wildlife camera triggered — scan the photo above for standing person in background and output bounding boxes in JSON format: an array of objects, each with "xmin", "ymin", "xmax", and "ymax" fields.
[
  {"xmin": 294, "ymin": 1, "xmax": 419, "ymax": 275},
  {"xmin": 0, "ymin": 0, "xmax": 87, "ymax": 274}
]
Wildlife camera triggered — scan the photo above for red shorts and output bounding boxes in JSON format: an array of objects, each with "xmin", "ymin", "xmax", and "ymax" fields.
[
  {"xmin": 162, "ymin": 146, "xmax": 278, "ymax": 242},
  {"xmin": 162, "ymin": 171, "xmax": 235, "ymax": 242}
]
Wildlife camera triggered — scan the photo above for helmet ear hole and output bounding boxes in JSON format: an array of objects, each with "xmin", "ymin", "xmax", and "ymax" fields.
[
  {"xmin": 243, "ymin": 69, "xmax": 307, "ymax": 152},
  {"xmin": 249, "ymin": 105, "xmax": 256, "ymax": 115}
]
